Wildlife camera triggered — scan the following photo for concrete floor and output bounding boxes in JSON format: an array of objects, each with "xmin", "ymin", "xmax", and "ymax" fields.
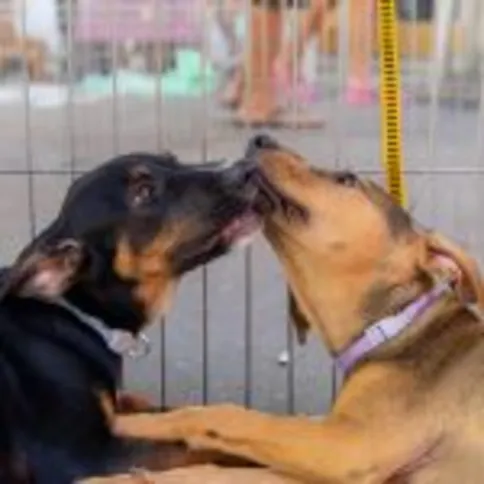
[{"xmin": 1, "ymin": 78, "xmax": 484, "ymax": 415}]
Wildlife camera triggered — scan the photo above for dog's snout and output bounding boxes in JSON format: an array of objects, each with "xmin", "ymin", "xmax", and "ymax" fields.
[
  {"xmin": 246, "ymin": 134, "xmax": 280, "ymax": 157},
  {"xmin": 221, "ymin": 159, "xmax": 257, "ymax": 188}
]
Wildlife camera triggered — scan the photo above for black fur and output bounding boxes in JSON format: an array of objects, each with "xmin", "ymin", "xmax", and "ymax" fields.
[{"xmin": 0, "ymin": 153, "xmax": 257, "ymax": 483}]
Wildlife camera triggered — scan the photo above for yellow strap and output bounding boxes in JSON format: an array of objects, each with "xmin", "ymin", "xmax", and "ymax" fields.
[{"xmin": 377, "ymin": 0, "xmax": 406, "ymax": 207}]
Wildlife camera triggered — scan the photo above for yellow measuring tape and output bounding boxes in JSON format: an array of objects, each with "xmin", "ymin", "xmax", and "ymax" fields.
[{"xmin": 376, "ymin": 0, "xmax": 406, "ymax": 207}]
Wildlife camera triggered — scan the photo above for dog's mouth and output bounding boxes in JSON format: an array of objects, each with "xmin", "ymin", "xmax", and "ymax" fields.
[
  {"xmin": 253, "ymin": 170, "xmax": 308, "ymax": 222},
  {"xmin": 172, "ymin": 207, "xmax": 260, "ymax": 274},
  {"xmin": 219, "ymin": 211, "xmax": 260, "ymax": 247}
]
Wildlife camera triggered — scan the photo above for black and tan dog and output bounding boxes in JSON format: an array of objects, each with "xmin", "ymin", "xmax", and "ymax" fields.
[
  {"xmin": 115, "ymin": 136, "xmax": 484, "ymax": 484},
  {"xmin": 0, "ymin": 152, "xmax": 262, "ymax": 483}
]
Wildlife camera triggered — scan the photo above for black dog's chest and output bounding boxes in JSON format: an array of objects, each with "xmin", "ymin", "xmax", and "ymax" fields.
[
  {"xmin": 0, "ymin": 300, "xmax": 123, "ymax": 483},
  {"xmin": 16, "ymin": 439, "xmax": 107, "ymax": 484}
]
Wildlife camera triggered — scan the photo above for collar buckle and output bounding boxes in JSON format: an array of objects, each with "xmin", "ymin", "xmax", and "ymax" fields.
[
  {"xmin": 364, "ymin": 322, "xmax": 390, "ymax": 346},
  {"xmin": 107, "ymin": 330, "xmax": 151, "ymax": 359},
  {"xmin": 336, "ymin": 283, "xmax": 449, "ymax": 375}
]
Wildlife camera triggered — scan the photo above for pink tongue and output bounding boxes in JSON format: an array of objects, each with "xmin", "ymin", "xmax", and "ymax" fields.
[
  {"xmin": 222, "ymin": 219, "xmax": 245, "ymax": 241},
  {"xmin": 221, "ymin": 214, "xmax": 258, "ymax": 243}
]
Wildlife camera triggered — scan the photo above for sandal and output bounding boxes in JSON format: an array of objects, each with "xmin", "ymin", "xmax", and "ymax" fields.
[
  {"xmin": 345, "ymin": 80, "xmax": 376, "ymax": 106},
  {"xmin": 230, "ymin": 107, "xmax": 324, "ymax": 129}
]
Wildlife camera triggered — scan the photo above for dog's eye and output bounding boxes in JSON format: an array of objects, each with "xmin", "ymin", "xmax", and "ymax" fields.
[
  {"xmin": 334, "ymin": 171, "xmax": 357, "ymax": 187},
  {"xmin": 128, "ymin": 165, "xmax": 158, "ymax": 208},
  {"xmin": 131, "ymin": 182, "xmax": 155, "ymax": 207}
]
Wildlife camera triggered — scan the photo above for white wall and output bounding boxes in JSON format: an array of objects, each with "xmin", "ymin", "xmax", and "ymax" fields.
[{"xmin": 13, "ymin": 0, "xmax": 61, "ymax": 56}]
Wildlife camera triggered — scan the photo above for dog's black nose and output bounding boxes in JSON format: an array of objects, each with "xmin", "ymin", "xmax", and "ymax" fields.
[{"xmin": 245, "ymin": 134, "xmax": 280, "ymax": 157}]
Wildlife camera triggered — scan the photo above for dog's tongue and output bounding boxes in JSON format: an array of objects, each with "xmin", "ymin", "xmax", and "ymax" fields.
[{"xmin": 221, "ymin": 212, "xmax": 260, "ymax": 244}]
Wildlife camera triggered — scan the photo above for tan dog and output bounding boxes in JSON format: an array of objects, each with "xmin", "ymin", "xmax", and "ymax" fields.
[{"xmin": 112, "ymin": 135, "xmax": 484, "ymax": 483}]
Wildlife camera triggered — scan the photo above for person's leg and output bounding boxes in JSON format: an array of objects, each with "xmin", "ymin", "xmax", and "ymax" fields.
[
  {"xmin": 274, "ymin": 0, "xmax": 325, "ymax": 104},
  {"xmin": 276, "ymin": 0, "xmax": 325, "ymax": 82},
  {"xmin": 217, "ymin": 0, "xmax": 245, "ymax": 107},
  {"xmin": 217, "ymin": 0, "xmax": 241, "ymax": 58},
  {"xmin": 220, "ymin": 65, "xmax": 244, "ymax": 107},
  {"xmin": 234, "ymin": 0, "xmax": 283, "ymax": 124},
  {"xmin": 346, "ymin": 0, "xmax": 375, "ymax": 104}
]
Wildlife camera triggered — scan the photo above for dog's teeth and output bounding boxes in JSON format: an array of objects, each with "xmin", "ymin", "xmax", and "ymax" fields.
[{"xmin": 278, "ymin": 350, "xmax": 290, "ymax": 366}]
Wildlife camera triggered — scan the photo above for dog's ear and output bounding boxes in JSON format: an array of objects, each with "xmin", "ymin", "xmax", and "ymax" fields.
[
  {"xmin": 1, "ymin": 238, "xmax": 84, "ymax": 300},
  {"xmin": 288, "ymin": 290, "xmax": 310, "ymax": 345},
  {"xmin": 420, "ymin": 232, "xmax": 484, "ymax": 306}
]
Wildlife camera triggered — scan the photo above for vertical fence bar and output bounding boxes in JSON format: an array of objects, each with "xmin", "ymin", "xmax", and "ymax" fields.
[
  {"xmin": 284, "ymin": 0, "xmax": 298, "ymax": 417},
  {"xmin": 243, "ymin": 0, "xmax": 254, "ymax": 409},
  {"xmin": 111, "ymin": 3, "xmax": 120, "ymax": 156},
  {"xmin": 476, "ymin": 63, "xmax": 484, "ymax": 162},
  {"xmin": 408, "ymin": 1, "xmax": 431, "ymax": 212},
  {"xmin": 287, "ymin": 1, "xmax": 297, "ymax": 410},
  {"xmin": 153, "ymin": 0, "xmax": 167, "ymax": 408},
  {"xmin": 428, "ymin": 0, "xmax": 455, "ymax": 166},
  {"xmin": 201, "ymin": 256, "xmax": 209, "ymax": 405},
  {"xmin": 285, "ymin": 288, "xmax": 295, "ymax": 414},
  {"xmin": 244, "ymin": 0, "xmax": 254, "ymax": 399},
  {"xmin": 474, "ymin": 5, "xmax": 484, "ymax": 275},
  {"xmin": 243, "ymin": 0, "xmax": 254, "ymax": 410},
  {"xmin": 328, "ymin": 0, "xmax": 350, "ymax": 404},
  {"xmin": 238, "ymin": 0, "xmax": 254, "ymax": 410},
  {"xmin": 454, "ymin": 0, "xmax": 466, "ymax": 110},
  {"xmin": 333, "ymin": 0, "xmax": 349, "ymax": 166},
  {"xmin": 408, "ymin": 0, "xmax": 417, "ymax": 109},
  {"xmin": 288, "ymin": 1, "xmax": 299, "ymax": 127},
  {"xmin": 20, "ymin": 0, "xmax": 36, "ymax": 239},
  {"xmin": 154, "ymin": 1, "xmax": 166, "ymax": 153},
  {"xmin": 201, "ymin": 1, "xmax": 210, "ymax": 405},
  {"xmin": 244, "ymin": 245, "xmax": 253, "ymax": 408},
  {"xmin": 65, "ymin": 0, "xmax": 76, "ymax": 181},
  {"xmin": 406, "ymin": 0, "xmax": 418, "ymax": 183}
]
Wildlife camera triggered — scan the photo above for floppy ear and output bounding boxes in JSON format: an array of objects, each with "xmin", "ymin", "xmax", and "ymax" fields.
[
  {"xmin": 288, "ymin": 290, "xmax": 311, "ymax": 345},
  {"xmin": 1, "ymin": 238, "xmax": 84, "ymax": 300},
  {"xmin": 421, "ymin": 232, "xmax": 484, "ymax": 307}
]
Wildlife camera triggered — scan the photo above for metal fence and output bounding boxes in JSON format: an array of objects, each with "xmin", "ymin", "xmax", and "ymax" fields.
[{"xmin": 1, "ymin": 0, "xmax": 484, "ymax": 415}]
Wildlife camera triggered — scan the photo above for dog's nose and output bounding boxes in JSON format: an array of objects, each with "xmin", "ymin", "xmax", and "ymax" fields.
[{"xmin": 245, "ymin": 134, "xmax": 280, "ymax": 157}]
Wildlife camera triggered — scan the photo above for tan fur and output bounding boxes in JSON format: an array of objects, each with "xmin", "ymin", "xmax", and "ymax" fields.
[
  {"xmin": 114, "ymin": 230, "xmax": 184, "ymax": 320},
  {"xmin": 98, "ymin": 391, "xmax": 116, "ymax": 428},
  {"xmin": 80, "ymin": 465, "xmax": 298, "ymax": 484},
  {"xmin": 113, "ymin": 146, "xmax": 484, "ymax": 483}
]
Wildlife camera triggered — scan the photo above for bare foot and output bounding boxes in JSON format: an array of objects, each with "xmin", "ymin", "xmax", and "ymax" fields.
[
  {"xmin": 234, "ymin": 104, "xmax": 280, "ymax": 126},
  {"xmin": 231, "ymin": 82, "xmax": 281, "ymax": 126},
  {"xmin": 233, "ymin": 91, "xmax": 323, "ymax": 129}
]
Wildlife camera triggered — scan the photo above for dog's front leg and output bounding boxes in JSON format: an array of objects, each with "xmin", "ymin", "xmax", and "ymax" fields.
[{"xmin": 115, "ymin": 405, "xmax": 431, "ymax": 483}]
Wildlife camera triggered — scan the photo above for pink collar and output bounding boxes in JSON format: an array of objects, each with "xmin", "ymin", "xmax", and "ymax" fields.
[{"xmin": 336, "ymin": 283, "xmax": 449, "ymax": 375}]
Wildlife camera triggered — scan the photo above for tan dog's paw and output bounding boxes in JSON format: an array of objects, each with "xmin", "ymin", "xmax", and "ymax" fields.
[
  {"xmin": 114, "ymin": 404, "xmax": 247, "ymax": 443},
  {"xmin": 114, "ymin": 407, "xmax": 202, "ymax": 442}
]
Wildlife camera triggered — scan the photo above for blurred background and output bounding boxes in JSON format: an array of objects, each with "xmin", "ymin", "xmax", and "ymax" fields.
[{"xmin": 0, "ymin": 0, "xmax": 483, "ymax": 416}]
